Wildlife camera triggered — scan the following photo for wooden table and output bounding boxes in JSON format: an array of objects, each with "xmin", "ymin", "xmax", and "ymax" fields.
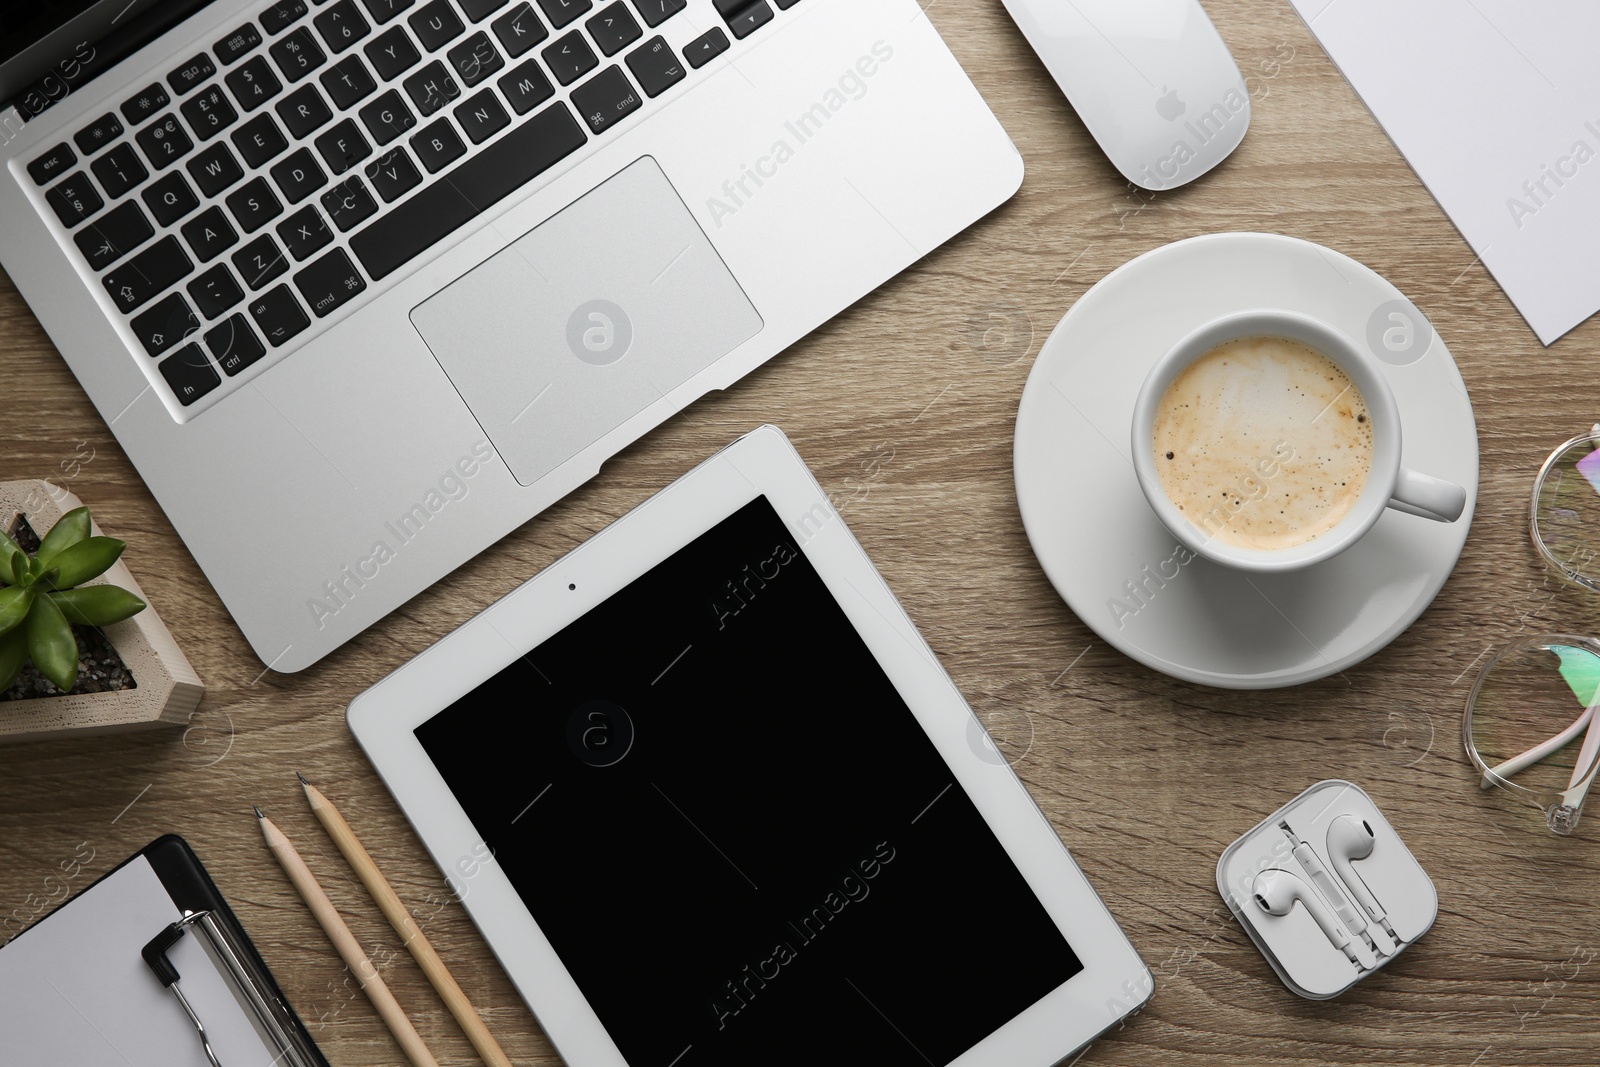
[{"xmin": 4, "ymin": 2, "xmax": 1599, "ymax": 1064}]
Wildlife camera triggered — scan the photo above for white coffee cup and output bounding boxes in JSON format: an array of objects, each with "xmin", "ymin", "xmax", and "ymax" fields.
[{"xmin": 1130, "ymin": 309, "xmax": 1466, "ymax": 573}]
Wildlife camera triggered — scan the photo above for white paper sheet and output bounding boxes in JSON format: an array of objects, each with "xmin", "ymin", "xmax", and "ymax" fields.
[
  {"xmin": 1291, "ymin": 0, "xmax": 1600, "ymax": 344},
  {"xmin": 0, "ymin": 855, "xmax": 285, "ymax": 1067}
]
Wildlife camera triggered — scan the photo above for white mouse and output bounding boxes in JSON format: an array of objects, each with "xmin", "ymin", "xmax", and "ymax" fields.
[{"xmin": 1001, "ymin": 0, "xmax": 1249, "ymax": 191}]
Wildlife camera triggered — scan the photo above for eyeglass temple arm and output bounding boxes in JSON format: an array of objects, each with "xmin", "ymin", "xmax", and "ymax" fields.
[
  {"xmin": 1559, "ymin": 700, "xmax": 1600, "ymax": 810},
  {"xmin": 1481, "ymin": 703, "xmax": 1595, "ymax": 787}
]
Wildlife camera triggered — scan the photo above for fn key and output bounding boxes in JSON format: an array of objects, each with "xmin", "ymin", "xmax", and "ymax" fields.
[{"xmin": 295, "ymin": 248, "xmax": 366, "ymax": 317}]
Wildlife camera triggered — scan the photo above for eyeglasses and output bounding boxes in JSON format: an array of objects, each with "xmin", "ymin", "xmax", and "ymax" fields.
[
  {"xmin": 1464, "ymin": 634, "xmax": 1600, "ymax": 834},
  {"xmin": 1530, "ymin": 426, "xmax": 1600, "ymax": 591}
]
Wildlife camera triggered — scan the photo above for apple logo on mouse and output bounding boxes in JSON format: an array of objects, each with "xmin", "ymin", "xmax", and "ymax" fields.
[{"xmin": 1156, "ymin": 85, "xmax": 1185, "ymax": 121}]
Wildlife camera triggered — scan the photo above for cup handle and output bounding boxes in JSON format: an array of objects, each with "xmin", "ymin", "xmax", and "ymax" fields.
[{"xmin": 1389, "ymin": 468, "xmax": 1466, "ymax": 523}]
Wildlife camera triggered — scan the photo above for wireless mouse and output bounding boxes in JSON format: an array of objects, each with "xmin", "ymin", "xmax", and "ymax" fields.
[{"xmin": 1001, "ymin": 0, "xmax": 1250, "ymax": 190}]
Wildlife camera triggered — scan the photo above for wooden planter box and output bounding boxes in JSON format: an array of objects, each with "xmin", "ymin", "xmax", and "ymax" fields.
[{"xmin": 0, "ymin": 480, "xmax": 202, "ymax": 743}]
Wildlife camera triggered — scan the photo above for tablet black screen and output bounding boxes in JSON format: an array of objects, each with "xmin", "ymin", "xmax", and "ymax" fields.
[{"xmin": 416, "ymin": 495, "xmax": 1082, "ymax": 1067}]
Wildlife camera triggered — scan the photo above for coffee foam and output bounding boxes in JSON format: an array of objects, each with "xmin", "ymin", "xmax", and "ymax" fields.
[{"xmin": 1152, "ymin": 336, "xmax": 1373, "ymax": 551}]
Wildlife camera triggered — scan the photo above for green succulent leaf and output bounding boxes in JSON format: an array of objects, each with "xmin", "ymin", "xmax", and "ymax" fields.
[
  {"xmin": 0, "ymin": 626, "xmax": 26, "ymax": 693},
  {"xmin": 48, "ymin": 586, "xmax": 145, "ymax": 628},
  {"xmin": 27, "ymin": 592, "xmax": 78, "ymax": 693},
  {"xmin": 0, "ymin": 586, "xmax": 34, "ymax": 637},
  {"xmin": 35, "ymin": 507, "xmax": 92, "ymax": 566},
  {"xmin": 41, "ymin": 537, "xmax": 124, "ymax": 590},
  {"xmin": 6, "ymin": 549, "xmax": 27, "ymax": 587}
]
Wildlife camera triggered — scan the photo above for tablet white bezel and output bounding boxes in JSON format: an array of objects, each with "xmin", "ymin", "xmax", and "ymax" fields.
[{"xmin": 347, "ymin": 425, "xmax": 1152, "ymax": 1067}]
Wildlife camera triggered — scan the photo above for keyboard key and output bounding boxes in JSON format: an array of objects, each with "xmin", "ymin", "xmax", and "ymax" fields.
[
  {"xmin": 91, "ymin": 143, "xmax": 148, "ymax": 198},
  {"xmin": 260, "ymin": 0, "xmax": 310, "ymax": 35},
  {"xmin": 188, "ymin": 263, "xmax": 246, "ymax": 319},
  {"xmin": 774, "ymin": 0, "xmax": 799, "ymax": 6},
  {"xmin": 121, "ymin": 83, "xmax": 171, "ymax": 126},
  {"xmin": 207, "ymin": 315, "xmax": 268, "ymax": 374},
  {"xmin": 588, "ymin": 2, "xmax": 640, "ymax": 55},
  {"xmin": 278, "ymin": 205, "xmax": 333, "ymax": 259},
  {"xmin": 159, "ymin": 344, "xmax": 221, "ymax": 404},
  {"xmin": 136, "ymin": 114, "xmax": 193, "ymax": 169},
  {"xmin": 625, "ymin": 36, "xmax": 682, "ymax": 96},
  {"xmin": 29, "ymin": 143, "xmax": 75, "ymax": 185},
  {"xmin": 537, "ymin": 0, "xmax": 591, "ymax": 27},
  {"xmin": 277, "ymin": 84, "xmax": 333, "ymax": 136},
  {"xmin": 315, "ymin": 0, "xmax": 371, "ymax": 52},
  {"xmin": 226, "ymin": 55, "xmax": 283, "ymax": 110},
  {"xmin": 492, "ymin": 3, "xmax": 547, "ymax": 56},
  {"xmin": 321, "ymin": 175, "xmax": 377, "ymax": 230},
  {"xmin": 226, "ymin": 176, "xmax": 285, "ymax": 231},
  {"xmin": 272, "ymin": 147, "xmax": 328, "ymax": 202},
  {"xmin": 295, "ymin": 247, "xmax": 366, "ymax": 316},
  {"xmin": 74, "ymin": 114, "xmax": 124, "ymax": 156},
  {"xmin": 271, "ymin": 27, "xmax": 327, "ymax": 81},
  {"xmin": 44, "ymin": 173, "xmax": 102, "ymax": 228},
  {"xmin": 233, "ymin": 113, "xmax": 289, "ymax": 166},
  {"xmin": 569, "ymin": 64, "xmax": 638, "ymax": 134},
  {"xmin": 169, "ymin": 53, "xmax": 217, "ymax": 95},
  {"xmin": 460, "ymin": 0, "xmax": 508, "ymax": 19},
  {"xmin": 359, "ymin": 89, "xmax": 415, "ymax": 143},
  {"xmin": 143, "ymin": 172, "xmax": 200, "ymax": 225},
  {"xmin": 233, "ymin": 233, "xmax": 291, "ymax": 288},
  {"xmin": 215, "ymin": 23, "xmax": 263, "ymax": 65},
  {"xmin": 359, "ymin": 0, "xmax": 415, "ymax": 24},
  {"xmin": 630, "ymin": 0, "xmax": 682, "ymax": 27},
  {"xmin": 315, "ymin": 118, "xmax": 371, "ymax": 172},
  {"xmin": 723, "ymin": 0, "xmax": 771, "ymax": 38},
  {"xmin": 131, "ymin": 292, "xmax": 200, "ymax": 356},
  {"xmin": 73, "ymin": 201, "xmax": 154, "ymax": 270},
  {"xmin": 543, "ymin": 30, "xmax": 596, "ymax": 84},
  {"xmin": 684, "ymin": 26, "xmax": 727, "ymax": 68},
  {"xmin": 498, "ymin": 59, "xmax": 552, "ymax": 113},
  {"xmin": 322, "ymin": 54, "xmax": 377, "ymax": 107},
  {"xmin": 403, "ymin": 60, "xmax": 460, "ymax": 115},
  {"xmin": 181, "ymin": 86, "xmax": 239, "ymax": 139},
  {"xmin": 448, "ymin": 31, "xmax": 503, "ymax": 86},
  {"xmin": 410, "ymin": 0, "xmax": 465, "ymax": 50},
  {"xmin": 353, "ymin": 102, "xmax": 584, "ymax": 278},
  {"xmin": 410, "ymin": 117, "xmax": 464, "ymax": 171},
  {"xmin": 366, "ymin": 26, "xmax": 421, "ymax": 78},
  {"xmin": 105, "ymin": 236, "xmax": 193, "ymax": 312},
  {"xmin": 454, "ymin": 90, "xmax": 508, "ymax": 143},
  {"xmin": 187, "ymin": 142, "xmax": 245, "ymax": 196},
  {"xmin": 250, "ymin": 284, "xmax": 310, "ymax": 346},
  {"xmin": 182, "ymin": 205, "xmax": 239, "ymax": 262},
  {"xmin": 365, "ymin": 147, "xmax": 421, "ymax": 200}
]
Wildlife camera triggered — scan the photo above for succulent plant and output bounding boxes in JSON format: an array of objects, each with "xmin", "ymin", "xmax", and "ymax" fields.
[{"xmin": 0, "ymin": 506, "xmax": 146, "ymax": 694}]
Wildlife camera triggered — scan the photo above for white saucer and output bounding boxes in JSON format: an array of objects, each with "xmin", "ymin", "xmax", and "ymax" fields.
[{"xmin": 1013, "ymin": 233, "xmax": 1479, "ymax": 689}]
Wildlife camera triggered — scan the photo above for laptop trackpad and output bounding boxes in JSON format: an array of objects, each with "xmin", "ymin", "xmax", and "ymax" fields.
[{"xmin": 410, "ymin": 157, "xmax": 762, "ymax": 487}]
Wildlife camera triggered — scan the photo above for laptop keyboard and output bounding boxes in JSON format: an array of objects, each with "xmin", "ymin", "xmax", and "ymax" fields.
[{"xmin": 24, "ymin": 0, "xmax": 799, "ymax": 415}]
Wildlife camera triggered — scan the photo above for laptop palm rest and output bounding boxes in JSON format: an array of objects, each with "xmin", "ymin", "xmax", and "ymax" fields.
[{"xmin": 410, "ymin": 157, "xmax": 763, "ymax": 487}]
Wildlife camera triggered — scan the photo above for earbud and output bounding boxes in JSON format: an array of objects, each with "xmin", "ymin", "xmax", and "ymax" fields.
[
  {"xmin": 1326, "ymin": 815, "xmax": 1390, "ymax": 931},
  {"xmin": 1251, "ymin": 868, "xmax": 1358, "ymax": 962}
]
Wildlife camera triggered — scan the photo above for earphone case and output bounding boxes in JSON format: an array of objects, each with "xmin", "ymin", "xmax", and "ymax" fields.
[{"xmin": 1216, "ymin": 779, "xmax": 1437, "ymax": 999}]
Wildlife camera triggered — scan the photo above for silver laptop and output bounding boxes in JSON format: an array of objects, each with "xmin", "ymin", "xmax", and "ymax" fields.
[{"xmin": 0, "ymin": 0, "xmax": 1021, "ymax": 671}]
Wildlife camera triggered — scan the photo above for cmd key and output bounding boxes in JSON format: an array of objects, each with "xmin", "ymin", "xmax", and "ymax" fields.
[{"xmin": 294, "ymin": 247, "xmax": 366, "ymax": 316}]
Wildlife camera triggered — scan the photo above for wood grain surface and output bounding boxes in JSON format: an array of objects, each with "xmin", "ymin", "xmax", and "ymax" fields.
[{"xmin": 4, "ymin": 2, "xmax": 1600, "ymax": 1065}]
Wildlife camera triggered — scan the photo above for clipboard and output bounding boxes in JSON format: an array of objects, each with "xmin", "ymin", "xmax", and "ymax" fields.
[{"xmin": 0, "ymin": 835, "xmax": 329, "ymax": 1067}]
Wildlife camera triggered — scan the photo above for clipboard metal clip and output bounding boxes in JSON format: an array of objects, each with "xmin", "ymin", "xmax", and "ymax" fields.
[{"xmin": 143, "ymin": 910, "xmax": 226, "ymax": 1067}]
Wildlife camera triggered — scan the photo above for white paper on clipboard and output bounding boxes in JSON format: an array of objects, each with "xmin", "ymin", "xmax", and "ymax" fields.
[
  {"xmin": 0, "ymin": 855, "xmax": 285, "ymax": 1067},
  {"xmin": 1291, "ymin": 0, "xmax": 1600, "ymax": 344}
]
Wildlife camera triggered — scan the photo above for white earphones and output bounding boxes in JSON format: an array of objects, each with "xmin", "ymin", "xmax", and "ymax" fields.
[
  {"xmin": 1251, "ymin": 868, "xmax": 1361, "ymax": 965},
  {"xmin": 1327, "ymin": 815, "xmax": 1396, "ymax": 938}
]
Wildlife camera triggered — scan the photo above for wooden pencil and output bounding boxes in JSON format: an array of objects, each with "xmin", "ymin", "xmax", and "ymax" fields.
[
  {"xmin": 298, "ymin": 773, "xmax": 514, "ymax": 1067},
  {"xmin": 255, "ymin": 806, "xmax": 442, "ymax": 1067}
]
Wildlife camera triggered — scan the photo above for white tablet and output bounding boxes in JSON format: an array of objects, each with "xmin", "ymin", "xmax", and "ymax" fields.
[{"xmin": 347, "ymin": 425, "xmax": 1152, "ymax": 1067}]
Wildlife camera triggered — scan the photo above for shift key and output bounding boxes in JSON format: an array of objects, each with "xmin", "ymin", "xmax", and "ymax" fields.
[
  {"xmin": 294, "ymin": 248, "xmax": 366, "ymax": 316},
  {"xmin": 103, "ymin": 236, "xmax": 194, "ymax": 312}
]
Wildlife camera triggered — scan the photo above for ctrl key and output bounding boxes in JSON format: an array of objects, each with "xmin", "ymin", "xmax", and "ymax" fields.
[
  {"xmin": 158, "ymin": 343, "xmax": 221, "ymax": 405},
  {"xmin": 250, "ymin": 284, "xmax": 311, "ymax": 346}
]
